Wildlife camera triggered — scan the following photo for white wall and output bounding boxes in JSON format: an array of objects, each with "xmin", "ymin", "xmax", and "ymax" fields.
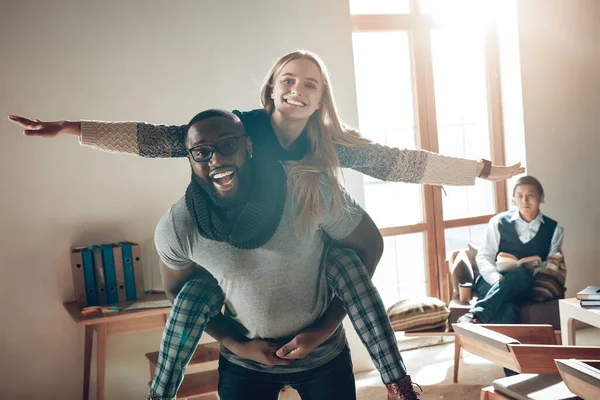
[
  {"xmin": 0, "ymin": 1, "xmax": 370, "ymax": 398},
  {"xmin": 516, "ymin": 0, "xmax": 600, "ymax": 296}
]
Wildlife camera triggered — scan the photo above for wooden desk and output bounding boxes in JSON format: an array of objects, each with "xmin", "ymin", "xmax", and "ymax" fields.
[
  {"xmin": 559, "ymin": 298, "xmax": 600, "ymax": 345},
  {"xmin": 63, "ymin": 294, "xmax": 171, "ymax": 400}
]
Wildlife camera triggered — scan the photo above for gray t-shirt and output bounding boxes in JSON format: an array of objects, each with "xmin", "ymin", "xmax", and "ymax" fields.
[{"xmin": 155, "ymin": 179, "xmax": 364, "ymax": 373}]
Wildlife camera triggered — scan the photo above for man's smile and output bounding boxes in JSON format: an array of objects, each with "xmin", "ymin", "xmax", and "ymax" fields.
[{"xmin": 210, "ymin": 168, "xmax": 236, "ymax": 190}]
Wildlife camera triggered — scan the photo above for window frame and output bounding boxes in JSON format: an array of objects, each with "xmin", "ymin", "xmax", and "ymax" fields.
[{"xmin": 351, "ymin": 0, "xmax": 508, "ymax": 302}]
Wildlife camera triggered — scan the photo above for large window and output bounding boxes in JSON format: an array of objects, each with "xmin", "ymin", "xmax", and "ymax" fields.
[{"xmin": 351, "ymin": 0, "xmax": 509, "ymax": 305}]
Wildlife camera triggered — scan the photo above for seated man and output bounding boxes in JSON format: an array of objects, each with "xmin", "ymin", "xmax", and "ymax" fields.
[
  {"xmin": 459, "ymin": 176, "xmax": 564, "ymax": 324},
  {"xmin": 149, "ymin": 109, "xmax": 419, "ymax": 400}
]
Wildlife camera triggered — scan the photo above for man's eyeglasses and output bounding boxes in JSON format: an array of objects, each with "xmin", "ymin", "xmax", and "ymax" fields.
[{"xmin": 187, "ymin": 133, "xmax": 247, "ymax": 163}]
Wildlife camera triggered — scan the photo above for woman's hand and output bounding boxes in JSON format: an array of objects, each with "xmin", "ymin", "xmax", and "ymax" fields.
[
  {"xmin": 230, "ymin": 339, "xmax": 292, "ymax": 366},
  {"xmin": 480, "ymin": 162, "xmax": 525, "ymax": 182},
  {"xmin": 275, "ymin": 326, "xmax": 331, "ymax": 360},
  {"xmin": 7, "ymin": 115, "xmax": 81, "ymax": 138}
]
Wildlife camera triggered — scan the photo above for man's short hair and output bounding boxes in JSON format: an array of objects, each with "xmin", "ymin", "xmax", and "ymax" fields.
[
  {"xmin": 513, "ymin": 175, "xmax": 545, "ymax": 202},
  {"xmin": 185, "ymin": 109, "xmax": 242, "ymax": 141}
]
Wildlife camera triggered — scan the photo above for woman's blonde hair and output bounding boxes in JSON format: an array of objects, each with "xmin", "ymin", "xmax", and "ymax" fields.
[{"xmin": 261, "ymin": 50, "xmax": 371, "ymax": 230}]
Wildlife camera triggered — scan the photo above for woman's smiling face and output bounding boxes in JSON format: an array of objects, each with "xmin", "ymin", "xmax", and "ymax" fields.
[{"xmin": 270, "ymin": 58, "xmax": 323, "ymax": 121}]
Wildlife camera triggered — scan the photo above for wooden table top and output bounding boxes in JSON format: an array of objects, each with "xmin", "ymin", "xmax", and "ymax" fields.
[{"xmin": 63, "ymin": 293, "xmax": 171, "ymax": 326}]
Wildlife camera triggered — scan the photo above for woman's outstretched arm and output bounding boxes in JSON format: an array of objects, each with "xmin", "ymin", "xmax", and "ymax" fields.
[
  {"xmin": 336, "ymin": 142, "xmax": 524, "ymax": 186},
  {"xmin": 8, "ymin": 115, "xmax": 187, "ymax": 157}
]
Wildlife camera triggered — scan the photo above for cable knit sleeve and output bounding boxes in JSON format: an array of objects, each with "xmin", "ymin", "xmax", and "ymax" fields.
[
  {"xmin": 80, "ymin": 121, "xmax": 187, "ymax": 158},
  {"xmin": 335, "ymin": 143, "xmax": 479, "ymax": 186}
]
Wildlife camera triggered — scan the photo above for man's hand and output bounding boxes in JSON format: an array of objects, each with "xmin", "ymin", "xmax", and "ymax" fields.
[
  {"xmin": 231, "ymin": 339, "xmax": 292, "ymax": 366},
  {"xmin": 7, "ymin": 115, "xmax": 80, "ymax": 137},
  {"xmin": 276, "ymin": 327, "xmax": 330, "ymax": 360}
]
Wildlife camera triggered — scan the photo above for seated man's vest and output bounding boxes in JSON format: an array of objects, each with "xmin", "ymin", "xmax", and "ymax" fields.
[{"xmin": 497, "ymin": 210, "xmax": 557, "ymax": 261}]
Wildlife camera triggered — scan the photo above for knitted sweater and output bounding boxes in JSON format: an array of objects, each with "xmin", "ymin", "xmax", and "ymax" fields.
[{"xmin": 79, "ymin": 108, "xmax": 479, "ymax": 186}]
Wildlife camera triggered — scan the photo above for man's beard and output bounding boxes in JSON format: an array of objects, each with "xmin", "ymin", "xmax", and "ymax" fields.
[{"xmin": 193, "ymin": 159, "xmax": 253, "ymax": 208}]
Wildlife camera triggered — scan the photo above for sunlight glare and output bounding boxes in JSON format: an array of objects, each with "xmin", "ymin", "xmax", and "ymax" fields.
[{"xmin": 422, "ymin": 0, "xmax": 497, "ymax": 35}]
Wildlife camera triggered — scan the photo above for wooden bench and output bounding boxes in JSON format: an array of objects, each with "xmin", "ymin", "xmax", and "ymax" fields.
[
  {"xmin": 146, "ymin": 342, "xmax": 220, "ymax": 400},
  {"xmin": 453, "ymin": 323, "xmax": 600, "ymax": 375},
  {"xmin": 556, "ymin": 359, "xmax": 600, "ymax": 399},
  {"xmin": 404, "ymin": 320, "xmax": 562, "ymax": 384},
  {"xmin": 454, "ymin": 324, "xmax": 600, "ymax": 399}
]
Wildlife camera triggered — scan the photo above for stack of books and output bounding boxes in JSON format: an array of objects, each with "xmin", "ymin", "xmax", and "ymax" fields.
[{"xmin": 576, "ymin": 286, "xmax": 600, "ymax": 308}]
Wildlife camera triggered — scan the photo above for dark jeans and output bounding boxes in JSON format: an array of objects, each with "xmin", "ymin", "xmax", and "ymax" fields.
[
  {"xmin": 470, "ymin": 266, "xmax": 533, "ymax": 324},
  {"xmin": 217, "ymin": 346, "xmax": 356, "ymax": 400}
]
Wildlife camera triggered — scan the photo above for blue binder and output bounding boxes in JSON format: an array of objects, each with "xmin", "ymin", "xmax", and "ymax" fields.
[
  {"xmin": 120, "ymin": 242, "xmax": 137, "ymax": 301},
  {"xmin": 92, "ymin": 246, "xmax": 107, "ymax": 305},
  {"xmin": 81, "ymin": 248, "xmax": 99, "ymax": 306},
  {"xmin": 101, "ymin": 244, "xmax": 119, "ymax": 304}
]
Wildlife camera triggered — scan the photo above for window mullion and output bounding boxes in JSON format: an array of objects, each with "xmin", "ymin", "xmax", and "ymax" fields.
[
  {"xmin": 410, "ymin": 24, "xmax": 447, "ymax": 300},
  {"xmin": 485, "ymin": 24, "xmax": 508, "ymax": 213}
]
